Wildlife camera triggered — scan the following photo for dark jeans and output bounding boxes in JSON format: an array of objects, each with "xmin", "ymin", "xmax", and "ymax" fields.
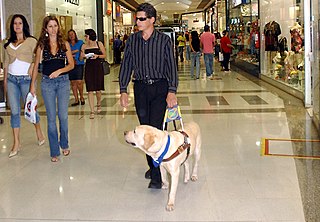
[
  {"xmin": 222, "ymin": 52, "xmax": 231, "ymax": 71},
  {"xmin": 133, "ymin": 80, "xmax": 168, "ymax": 185}
]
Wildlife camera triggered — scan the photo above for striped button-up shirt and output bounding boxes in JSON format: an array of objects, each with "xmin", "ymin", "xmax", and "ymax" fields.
[{"xmin": 119, "ymin": 29, "xmax": 178, "ymax": 93}]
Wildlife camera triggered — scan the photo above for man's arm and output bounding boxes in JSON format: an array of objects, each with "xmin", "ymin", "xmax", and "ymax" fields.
[{"xmin": 119, "ymin": 37, "xmax": 133, "ymax": 108}]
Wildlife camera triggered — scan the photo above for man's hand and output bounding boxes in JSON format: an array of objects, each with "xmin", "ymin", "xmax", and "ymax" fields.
[
  {"xmin": 120, "ymin": 93, "xmax": 129, "ymax": 108},
  {"xmin": 166, "ymin": 92, "xmax": 177, "ymax": 108}
]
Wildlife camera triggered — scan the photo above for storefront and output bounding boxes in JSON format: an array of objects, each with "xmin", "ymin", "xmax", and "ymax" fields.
[
  {"xmin": 0, "ymin": 0, "xmax": 5, "ymax": 107},
  {"xmin": 311, "ymin": 0, "xmax": 320, "ymax": 130},
  {"xmin": 228, "ymin": 0, "xmax": 260, "ymax": 76},
  {"xmin": 260, "ymin": 0, "xmax": 308, "ymax": 102},
  {"xmin": 181, "ymin": 12, "xmax": 205, "ymax": 33},
  {"xmin": 46, "ymin": 0, "xmax": 97, "ymax": 39}
]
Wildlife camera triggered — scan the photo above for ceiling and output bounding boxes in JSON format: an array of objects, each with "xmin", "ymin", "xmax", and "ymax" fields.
[{"xmin": 121, "ymin": 0, "xmax": 215, "ymax": 21}]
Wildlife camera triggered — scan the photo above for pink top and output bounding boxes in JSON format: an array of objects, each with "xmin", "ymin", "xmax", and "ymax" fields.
[{"xmin": 200, "ymin": 32, "xmax": 215, "ymax": 53}]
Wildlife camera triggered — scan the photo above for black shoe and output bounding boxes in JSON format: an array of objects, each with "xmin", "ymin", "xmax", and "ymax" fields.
[
  {"xmin": 145, "ymin": 169, "xmax": 151, "ymax": 179},
  {"xmin": 80, "ymin": 100, "xmax": 85, "ymax": 105},
  {"xmin": 71, "ymin": 102, "xmax": 80, "ymax": 106},
  {"xmin": 148, "ymin": 181, "xmax": 162, "ymax": 189}
]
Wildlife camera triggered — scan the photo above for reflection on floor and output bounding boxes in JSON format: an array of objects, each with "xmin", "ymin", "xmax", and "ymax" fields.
[{"xmin": 0, "ymin": 60, "xmax": 319, "ymax": 221}]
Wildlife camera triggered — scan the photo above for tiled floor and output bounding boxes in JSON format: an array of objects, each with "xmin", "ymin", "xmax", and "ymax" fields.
[{"xmin": 0, "ymin": 60, "xmax": 319, "ymax": 221}]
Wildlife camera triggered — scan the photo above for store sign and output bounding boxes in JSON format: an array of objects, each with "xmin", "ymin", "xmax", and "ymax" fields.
[{"xmin": 65, "ymin": 0, "xmax": 79, "ymax": 6}]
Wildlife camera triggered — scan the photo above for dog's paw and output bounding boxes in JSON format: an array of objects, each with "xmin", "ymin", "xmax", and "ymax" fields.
[
  {"xmin": 184, "ymin": 178, "xmax": 189, "ymax": 183},
  {"xmin": 162, "ymin": 183, "xmax": 169, "ymax": 189},
  {"xmin": 166, "ymin": 204, "xmax": 175, "ymax": 211},
  {"xmin": 191, "ymin": 175, "xmax": 198, "ymax": 181}
]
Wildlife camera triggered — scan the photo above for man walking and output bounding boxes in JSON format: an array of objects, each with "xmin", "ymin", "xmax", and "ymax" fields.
[
  {"xmin": 119, "ymin": 3, "xmax": 178, "ymax": 189},
  {"xmin": 200, "ymin": 25, "xmax": 216, "ymax": 79}
]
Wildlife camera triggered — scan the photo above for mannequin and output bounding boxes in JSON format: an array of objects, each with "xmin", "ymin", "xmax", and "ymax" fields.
[
  {"xmin": 264, "ymin": 21, "xmax": 281, "ymax": 73},
  {"xmin": 290, "ymin": 22, "xmax": 303, "ymax": 53}
]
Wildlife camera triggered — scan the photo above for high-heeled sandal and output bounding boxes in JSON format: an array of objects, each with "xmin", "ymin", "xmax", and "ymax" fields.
[
  {"xmin": 38, "ymin": 139, "xmax": 45, "ymax": 146},
  {"xmin": 97, "ymin": 104, "xmax": 101, "ymax": 113},
  {"xmin": 62, "ymin": 149, "xmax": 70, "ymax": 156},
  {"xmin": 89, "ymin": 112, "xmax": 95, "ymax": 119}
]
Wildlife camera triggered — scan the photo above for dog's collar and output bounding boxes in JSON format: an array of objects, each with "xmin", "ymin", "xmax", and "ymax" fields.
[
  {"xmin": 162, "ymin": 131, "xmax": 191, "ymax": 163},
  {"xmin": 152, "ymin": 135, "xmax": 170, "ymax": 167}
]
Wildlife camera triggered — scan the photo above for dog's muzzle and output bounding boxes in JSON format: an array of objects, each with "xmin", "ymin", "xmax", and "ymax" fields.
[{"xmin": 124, "ymin": 131, "xmax": 136, "ymax": 146}]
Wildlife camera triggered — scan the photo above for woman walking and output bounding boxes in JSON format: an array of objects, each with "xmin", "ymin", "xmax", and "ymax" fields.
[
  {"xmin": 3, "ymin": 14, "xmax": 45, "ymax": 158},
  {"xmin": 80, "ymin": 29, "xmax": 106, "ymax": 119},
  {"xmin": 30, "ymin": 16, "xmax": 74, "ymax": 162},
  {"xmin": 190, "ymin": 30, "xmax": 201, "ymax": 79},
  {"xmin": 67, "ymin": 29, "xmax": 85, "ymax": 106}
]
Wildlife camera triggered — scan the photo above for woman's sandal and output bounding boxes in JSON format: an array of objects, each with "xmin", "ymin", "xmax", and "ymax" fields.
[
  {"xmin": 97, "ymin": 104, "xmax": 101, "ymax": 114},
  {"xmin": 62, "ymin": 149, "xmax": 70, "ymax": 156},
  {"xmin": 51, "ymin": 156, "xmax": 59, "ymax": 162},
  {"xmin": 89, "ymin": 112, "xmax": 95, "ymax": 119}
]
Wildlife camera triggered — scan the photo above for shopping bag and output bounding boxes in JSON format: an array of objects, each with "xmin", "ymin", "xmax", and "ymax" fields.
[
  {"xmin": 24, "ymin": 92, "xmax": 37, "ymax": 124},
  {"xmin": 219, "ymin": 52, "xmax": 224, "ymax": 61}
]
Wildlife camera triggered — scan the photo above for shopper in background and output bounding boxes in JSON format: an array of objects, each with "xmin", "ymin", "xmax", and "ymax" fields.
[
  {"xmin": 220, "ymin": 30, "xmax": 234, "ymax": 72},
  {"xmin": 119, "ymin": 2, "xmax": 178, "ymax": 189},
  {"xmin": 3, "ymin": 14, "xmax": 45, "ymax": 158},
  {"xmin": 80, "ymin": 29, "xmax": 106, "ymax": 119},
  {"xmin": 185, "ymin": 31, "xmax": 191, "ymax": 62},
  {"xmin": 113, "ymin": 34, "xmax": 122, "ymax": 64},
  {"xmin": 177, "ymin": 32, "xmax": 186, "ymax": 62},
  {"xmin": 200, "ymin": 25, "xmax": 215, "ymax": 79},
  {"xmin": 67, "ymin": 29, "xmax": 85, "ymax": 106},
  {"xmin": 30, "ymin": 16, "xmax": 74, "ymax": 162},
  {"xmin": 190, "ymin": 30, "xmax": 201, "ymax": 79}
]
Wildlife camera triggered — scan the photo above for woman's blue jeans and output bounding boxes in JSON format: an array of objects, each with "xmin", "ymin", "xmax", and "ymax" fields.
[
  {"xmin": 7, "ymin": 74, "xmax": 40, "ymax": 128},
  {"xmin": 41, "ymin": 74, "xmax": 70, "ymax": 157},
  {"xmin": 185, "ymin": 45, "xmax": 191, "ymax": 61},
  {"xmin": 190, "ymin": 52, "xmax": 201, "ymax": 78},
  {"xmin": 204, "ymin": 53, "xmax": 214, "ymax": 76}
]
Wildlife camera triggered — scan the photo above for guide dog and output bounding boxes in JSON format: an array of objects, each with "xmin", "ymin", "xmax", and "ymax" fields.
[{"xmin": 124, "ymin": 121, "xmax": 201, "ymax": 211}]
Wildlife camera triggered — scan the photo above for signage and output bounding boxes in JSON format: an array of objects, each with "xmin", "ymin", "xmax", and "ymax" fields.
[{"xmin": 65, "ymin": 0, "xmax": 79, "ymax": 6}]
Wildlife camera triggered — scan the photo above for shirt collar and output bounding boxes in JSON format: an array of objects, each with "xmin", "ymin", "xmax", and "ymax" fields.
[{"xmin": 137, "ymin": 28, "xmax": 159, "ymax": 41}]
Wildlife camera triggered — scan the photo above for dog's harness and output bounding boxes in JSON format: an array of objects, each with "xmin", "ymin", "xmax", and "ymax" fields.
[{"xmin": 163, "ymin": 131, "xmax": 191, "ymax": 164}]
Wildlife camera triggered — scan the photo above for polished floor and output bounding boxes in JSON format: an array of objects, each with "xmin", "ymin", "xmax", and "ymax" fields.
[{"xmin": 0, "ymin": 59, "xmax": 319, "ymax": 222}]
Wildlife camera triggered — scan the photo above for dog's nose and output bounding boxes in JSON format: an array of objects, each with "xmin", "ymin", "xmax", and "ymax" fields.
[{"xmin": 124, "ymin": 131, "xmax": 127, "ymax": 136}]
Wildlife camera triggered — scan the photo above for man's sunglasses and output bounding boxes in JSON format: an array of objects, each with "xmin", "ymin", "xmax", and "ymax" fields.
[{"xmin": 136, "ymin": 17, "xmax": 148, "ymax": 21}]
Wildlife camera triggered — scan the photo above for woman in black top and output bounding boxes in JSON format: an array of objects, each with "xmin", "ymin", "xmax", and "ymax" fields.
[{"xmin": 190, "ymin": 30, "xmax": 201, "ymax": 79}]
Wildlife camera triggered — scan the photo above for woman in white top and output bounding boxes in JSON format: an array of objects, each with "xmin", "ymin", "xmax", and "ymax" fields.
[{"xmin": 3, "ymin": 14, "xmax": 45, "ymax": 158}]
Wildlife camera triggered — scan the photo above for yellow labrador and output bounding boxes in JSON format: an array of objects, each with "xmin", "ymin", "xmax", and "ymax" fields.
[{"xmin": 124, "ymin": 121, "xmax": 201, "ymax": 211}]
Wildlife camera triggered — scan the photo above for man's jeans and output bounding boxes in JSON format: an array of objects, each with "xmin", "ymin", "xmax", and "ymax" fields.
[
  {"xmin": 190, "ymin": 52, "xmax": 201, "ymax": 79},
  {"xmin": 7, "ymin": 74, "xmax": 40, "ymax": 128},
  {"xmin": 204, "ymin": 53, "xmax": 214, "ymax": 76},
  {"xmin": 41, "ymin": 74, "xmax": 70, "ymax": 157}
]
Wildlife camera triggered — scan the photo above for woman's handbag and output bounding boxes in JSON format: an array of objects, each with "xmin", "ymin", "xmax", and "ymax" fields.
[
  {"xmin": 96, "ymin": 41, "xmax": 110, "ymax": 75},
  {"xmin": 101, "ymin": 60, "xmax": 110, "ymax": 75}
]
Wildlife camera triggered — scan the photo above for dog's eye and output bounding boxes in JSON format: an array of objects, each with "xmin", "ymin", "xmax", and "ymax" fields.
[{"xmin": 134, "ymin": 130, "xmax": 136, "ymax": 134}]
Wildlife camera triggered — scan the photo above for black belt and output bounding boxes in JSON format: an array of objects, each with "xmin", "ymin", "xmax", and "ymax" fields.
[{"xmin": 133, "ymin": 79, "xmax": 166, "ymax": 85}]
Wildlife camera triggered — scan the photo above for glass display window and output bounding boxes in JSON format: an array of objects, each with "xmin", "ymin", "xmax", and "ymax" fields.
[
  {"xmin": 229, "ymin": 0, "xmax": 259, "ymax": 66},
  {"xmin": 260, "ymin": 0, "xmax": 304, "ymax": 92}
]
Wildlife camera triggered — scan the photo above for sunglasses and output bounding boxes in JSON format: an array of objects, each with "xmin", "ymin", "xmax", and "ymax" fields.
[{"xmin": 136, "ymin": 17, "xmax": 148, "ymax": 21}]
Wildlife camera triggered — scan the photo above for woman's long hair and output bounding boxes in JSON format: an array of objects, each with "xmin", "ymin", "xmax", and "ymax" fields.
[
  {"xmin": 35, "ymin": 16, "xmax": 66, "ymax": 53},
  {"xmin": 4, "ymin": 14, "xmax": 34, "ymax": 49},
  {"xmin": 67, "ymin": 29, "xmax": 78, "ymax": 43}
]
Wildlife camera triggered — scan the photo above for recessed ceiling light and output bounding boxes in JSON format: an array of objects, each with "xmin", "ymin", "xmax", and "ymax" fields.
[{"xmin": 177, "ymin": 1, "xmax": 179, "ymax": 3}]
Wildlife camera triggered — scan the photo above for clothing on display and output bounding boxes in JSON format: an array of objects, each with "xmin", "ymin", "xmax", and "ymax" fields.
[
  {"xmin": 264, "ymin": 21, "xmax": 281, "ymax": 51},
  {"xmin": 290, "ymin": 23, "xmax": 303, "ymax": 53}
]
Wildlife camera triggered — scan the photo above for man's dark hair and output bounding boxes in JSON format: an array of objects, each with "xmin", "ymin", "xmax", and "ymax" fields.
[
  {"xmin": 136, "ymin": 3, "xmax": 157, "ymax": 24},
  {"xmin": 222, "ymin": 30, "xmax": 228, "ymax": 36},
  {"xmin": 204, "ymin": 25, "xmax": 210, "ymax": 32}
]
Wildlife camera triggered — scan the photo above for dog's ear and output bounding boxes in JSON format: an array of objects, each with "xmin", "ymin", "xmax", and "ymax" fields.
[{"xmin": 143, "ymin": 132, "xmax": 155, "ymax": 150}]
